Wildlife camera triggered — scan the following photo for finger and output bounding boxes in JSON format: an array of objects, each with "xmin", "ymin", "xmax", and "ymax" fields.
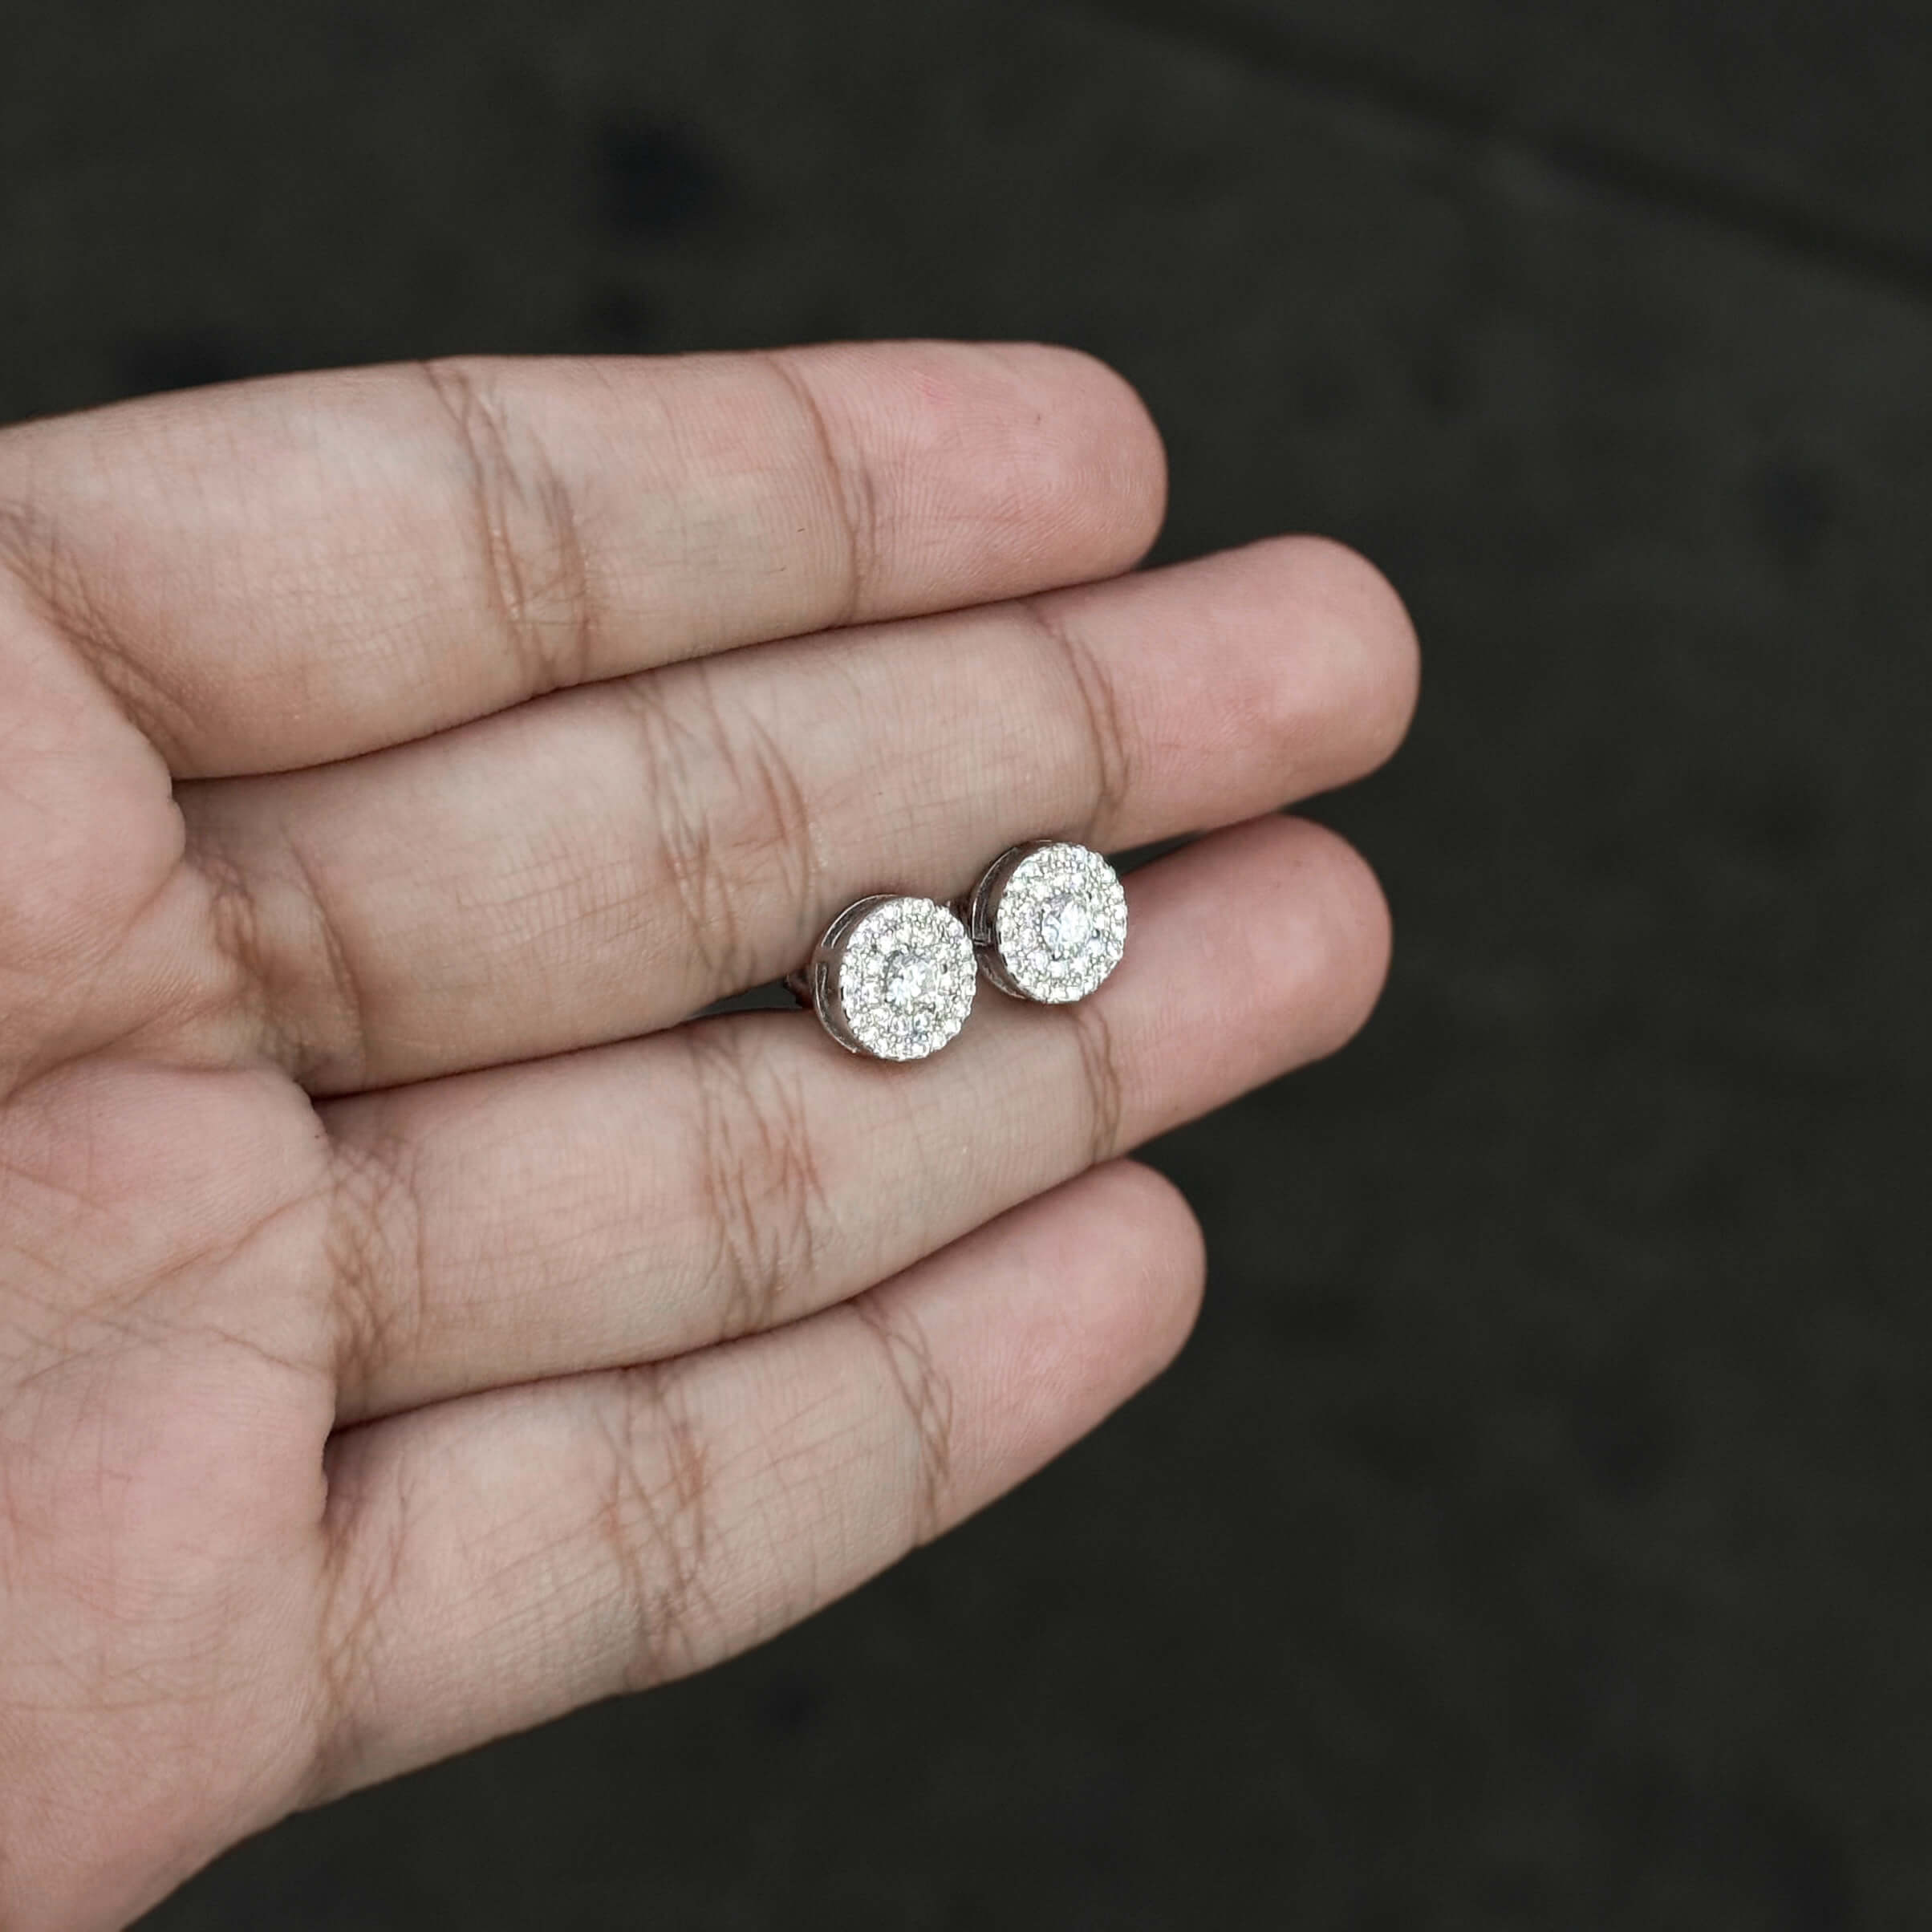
[
  {"xmin": 306, "ymin": 1157, "xmax": 1203, "ymax": 1800},
  {"xmin": 323, "ymin": 815, "xmax": 1386, "ymax": 1423},
  {"xmin": 0, "ymin": 343, "xmax": 1165, "ymax": 776},
  {"xmin": 183, "ymin": 535, "xmax": 1415, "ymax": 1090}
]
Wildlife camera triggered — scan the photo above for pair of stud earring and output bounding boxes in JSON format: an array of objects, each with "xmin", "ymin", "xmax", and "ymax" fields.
[{"xmin": 789, "ymin": 840, "xmax": 1128, "ymax": 1061}]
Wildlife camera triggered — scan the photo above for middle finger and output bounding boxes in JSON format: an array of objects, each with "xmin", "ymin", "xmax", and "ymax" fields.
[{"xmin": 184, "ymin": 534, "xmax": 1414, "ymax": 1093}]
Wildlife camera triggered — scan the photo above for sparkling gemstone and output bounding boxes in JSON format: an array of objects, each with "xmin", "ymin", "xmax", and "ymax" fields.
[
  {"xmin": 836, "ymin": 897, "xmax": 975, "ymax": 1059},
  {"xmin": 883, "ymin": 950, "xmax": 931, "ymax": 1008},
  {"xmin": 1039, "ymin": 892, "xmax": 1093, "ymax": 957},
  {"xmin": 993, "ymin": 843, "xmax": 1127, "ymax": 1003}
]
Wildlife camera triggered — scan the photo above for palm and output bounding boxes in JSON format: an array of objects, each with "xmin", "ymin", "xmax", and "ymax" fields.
[{"xmin": 0, "ymin": 344, "xmax": 1413, "ymax": 1929}]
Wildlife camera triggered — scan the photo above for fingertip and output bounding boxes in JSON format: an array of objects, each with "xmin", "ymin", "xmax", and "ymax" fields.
[
  {"xmin": 724, "ymin": 338, "xmax": 1171, "ymax": 628},
  {"xmin": 1273, "ymin": 534, "xmax": 1421, "ymax": 777},
  {"xmin": 1243, "ymin": 813, "xmax": 1396, "ymax": 1058},
  {"xmin": 1191, "ymin": 533, "xmax": 1420, "ymax": 797},
  {"xmin": 1118, "ymin": 814, "xmax": 1395, "ymax": 1100},
  {"xmin": 1090, "ymin": 1158, "xmax": 1209, "ymax": 1379},
  {"xmin": 1009, "ymin": 1159, "xmax": 1207, "ymax": 1398},
  {"xmin": 964, "ymin": 341, "xmax": 1169, "ymax": 575}
]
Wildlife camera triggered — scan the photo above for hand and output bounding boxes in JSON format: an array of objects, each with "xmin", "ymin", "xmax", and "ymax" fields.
[{"xmin": 0, "ymin": 343, "xmax": 1415, "ymax": 1927}]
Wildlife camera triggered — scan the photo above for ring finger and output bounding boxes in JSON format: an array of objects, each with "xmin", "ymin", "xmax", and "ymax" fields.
[{"xmin": 322, "ymin": 814, "xmax": 1387, "ymax": 1423}]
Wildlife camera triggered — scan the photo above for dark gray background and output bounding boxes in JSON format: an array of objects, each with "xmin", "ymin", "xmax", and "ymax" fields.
[{"xmin": 5, "ymin": 0, "xmax": 1930, "ymax": 1924}]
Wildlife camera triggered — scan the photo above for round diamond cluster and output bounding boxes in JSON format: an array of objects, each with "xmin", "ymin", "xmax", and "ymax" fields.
[
  {"xmin": 838, "ymin": 898, "xmax": 976, "ymax": 1060},
  {"xmin": 996, "ymin": 844, "xmax": 1127, "ymax": 1002}
]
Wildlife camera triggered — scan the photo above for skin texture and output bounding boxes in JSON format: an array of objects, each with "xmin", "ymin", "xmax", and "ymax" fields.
[{"xmin": 0, "ymin": 342, "xmax": 1417, "ymax": 1929}]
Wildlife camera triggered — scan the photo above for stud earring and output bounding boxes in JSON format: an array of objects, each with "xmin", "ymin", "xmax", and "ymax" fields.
[
  {"xmin": 789, "ymin": 895, "xmax": 977, "ymax": 1059},
  {"xmin": 964, "ymin": 841, "xmax": 1127, "ymax": 1004}
]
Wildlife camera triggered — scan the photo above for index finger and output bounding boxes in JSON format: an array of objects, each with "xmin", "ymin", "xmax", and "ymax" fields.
[{"xmin": 0, "ymin": 342, "xmax": 1166, "ymax": 776}]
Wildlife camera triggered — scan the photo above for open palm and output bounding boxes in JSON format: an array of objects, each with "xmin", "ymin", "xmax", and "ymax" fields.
[{"xmin": 0, "ymin": 342, "xmax": 1414, "ymax": 1928}]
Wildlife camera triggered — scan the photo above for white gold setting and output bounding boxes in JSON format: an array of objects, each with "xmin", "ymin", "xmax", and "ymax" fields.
[
  {"xmin": 793, "ymin": 895, "xmax": 976, "ymax": 1060},
  {"xmin": 968, "ymin": 841, "xmax": 1128, "ymax": 1004}
]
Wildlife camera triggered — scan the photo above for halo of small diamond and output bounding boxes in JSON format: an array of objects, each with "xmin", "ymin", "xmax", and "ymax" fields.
[
  {"xmin": 995, "ymin": 843, "xmax": 1128, "ymax": 1002},
  {"xmin": 837, "ymin": 898, "xmax": 976, "ymax": 1060}
]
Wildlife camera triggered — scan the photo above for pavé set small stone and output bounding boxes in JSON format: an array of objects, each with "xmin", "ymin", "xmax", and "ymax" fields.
[{"xmin": 790, "ymin": 840, "xmax": 1128, "ymax": 1061}]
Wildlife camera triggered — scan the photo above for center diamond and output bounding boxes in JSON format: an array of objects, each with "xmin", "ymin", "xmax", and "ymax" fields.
[
  {"xmin": 1038, "ymin": 892, "xmax": 1093, "ymax": 958},
  {"xmin": 834, "ymin": 897, "xmax": 976, "ymax": 1060},
  {"xmin": 883, "ymin": 949, "xmax": 932, "ymax": 1009}
]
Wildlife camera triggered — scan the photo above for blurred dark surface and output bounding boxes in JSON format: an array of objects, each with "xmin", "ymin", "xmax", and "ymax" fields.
[{"xmin": 6, "ymin": 0, "xmax": 1931, "ymax": 1924}]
